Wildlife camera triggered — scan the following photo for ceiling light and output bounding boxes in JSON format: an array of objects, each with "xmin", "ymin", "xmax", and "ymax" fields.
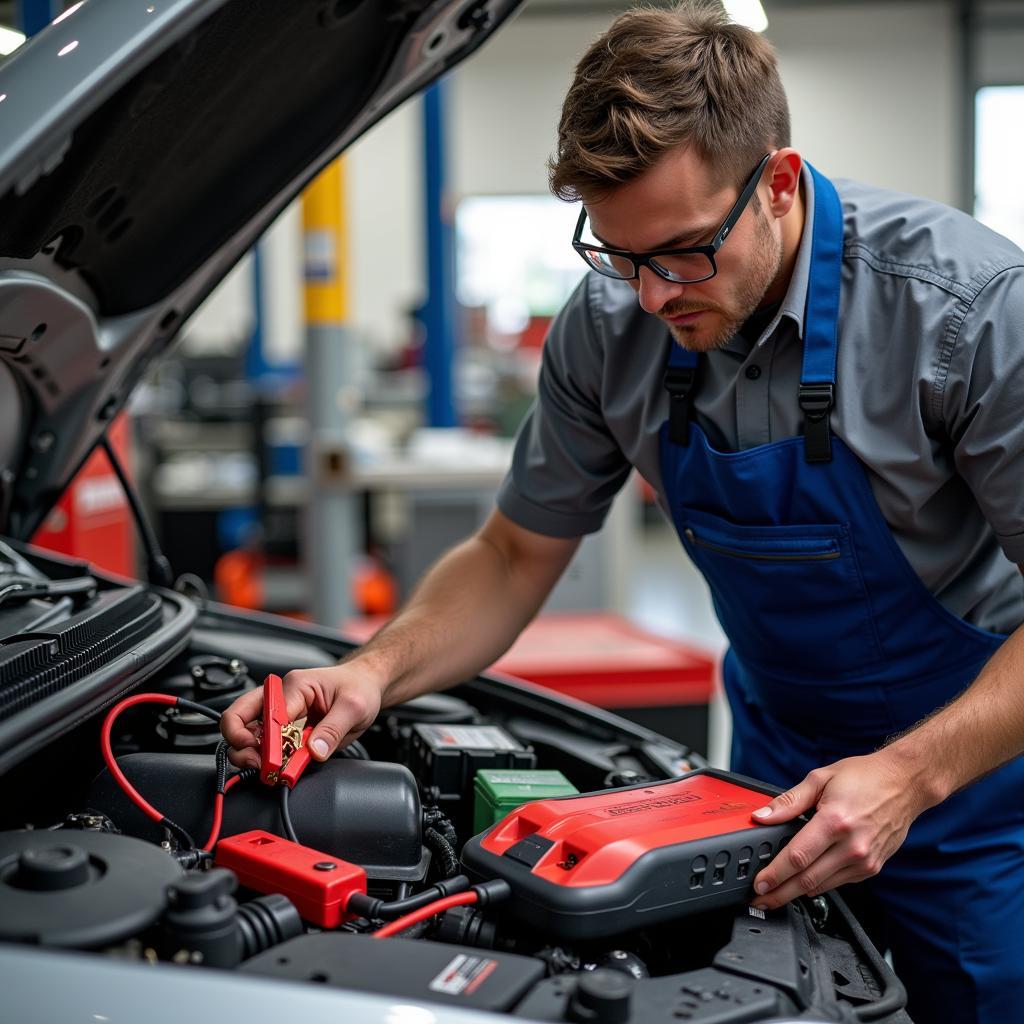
[
  {"xmin": 0, "ymin": 25, "xmax": 27, "ymax": 55},
  {"xmin": 723, "ymin": 0, "xmax": 768, "ymax": 33}
]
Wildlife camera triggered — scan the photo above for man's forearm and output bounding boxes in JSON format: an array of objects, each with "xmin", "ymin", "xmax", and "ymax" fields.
[
  {"xmin": 883, "ymin": 621, "xmax": 1024, "ymax": 808},
  {"xmin": 345, "ymin": 522, "xmax": 579, "ymax": 708}
]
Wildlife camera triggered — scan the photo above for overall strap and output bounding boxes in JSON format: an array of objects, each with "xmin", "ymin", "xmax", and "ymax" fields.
[
  {"xmin": 663, "ymin": 343, "xmax": 700, "ymax": 445},
  {"xmin": 799, "ymin": 164, "xmax": 844, "ymax": 463}
]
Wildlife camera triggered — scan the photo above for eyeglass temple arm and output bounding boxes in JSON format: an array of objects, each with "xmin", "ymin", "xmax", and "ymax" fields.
[{"xmin": 711, "ymin": 153, "xmax": 773, "ymax": 248}]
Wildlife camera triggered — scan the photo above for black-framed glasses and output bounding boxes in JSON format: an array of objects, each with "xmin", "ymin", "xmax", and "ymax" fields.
[{"xmin": 571, "ymin": 153, "xmax": 772, "ymax": 284}]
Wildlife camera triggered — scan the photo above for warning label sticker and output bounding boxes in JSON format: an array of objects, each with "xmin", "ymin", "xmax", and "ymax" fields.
[
  {"xmin": 417, "ymin": 725, "xmax": 520, "ymax": 751},
  {"xmin": 429, "ymin": 954, "xmax": 499, "ymax": 996}
]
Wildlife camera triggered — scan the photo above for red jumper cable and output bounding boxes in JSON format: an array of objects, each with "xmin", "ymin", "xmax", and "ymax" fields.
[
  {"xmin": 101, "ymin": 692, "xmax": 237, "ymax": 851},
  {"xmin": 371, "ymin": 880, "xmax": 511, "ymax": 939}
]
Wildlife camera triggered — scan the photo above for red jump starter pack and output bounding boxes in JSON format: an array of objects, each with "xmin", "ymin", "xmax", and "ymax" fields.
[{"xmin": 461, "ymin": 768, "xmax": 800, "ymax": 939}]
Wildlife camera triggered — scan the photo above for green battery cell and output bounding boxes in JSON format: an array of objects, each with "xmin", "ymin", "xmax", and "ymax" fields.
[{"xmin": 473, "ymin": 769, "xmax": 579, "ymax": 834}]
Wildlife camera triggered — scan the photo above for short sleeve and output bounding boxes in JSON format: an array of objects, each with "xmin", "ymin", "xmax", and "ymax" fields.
[
  {"xmin": 944, "ymin": 264, "xmax": 1024, "ymax": 563},
  {"xmin": 497, "ymin": 276, "xmax": 632, "ymax": 538}
]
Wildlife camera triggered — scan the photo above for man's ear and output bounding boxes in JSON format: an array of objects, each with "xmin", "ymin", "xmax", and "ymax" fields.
[{"xmin": 765, "ymin": 148, "xmax": 802, "ymax": 219}]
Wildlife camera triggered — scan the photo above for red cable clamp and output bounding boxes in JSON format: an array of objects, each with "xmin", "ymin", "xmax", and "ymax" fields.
[{"xmin": 260, "ymin": 673, "xmax": 313, "ymax": 788}]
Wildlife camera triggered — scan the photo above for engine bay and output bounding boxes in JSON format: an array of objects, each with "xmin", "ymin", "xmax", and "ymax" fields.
[{"xmin": 0, "ymin": 541, "xmax": 908, "ymax": 1023}]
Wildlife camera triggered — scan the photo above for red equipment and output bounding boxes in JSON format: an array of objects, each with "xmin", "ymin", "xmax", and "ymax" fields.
[
  {"xmin": 215, "ymin": 830, "xmax": 366, "ymax": 928},
  {"xmin": 259, "ymin": 673, "xmax": 313, "ymax": 788},
  {"xmin": 460, "ymin": 769, "xmax": 801, "ymax": 940},
  {"xmin": 32, "ymin": 414, "xmax": 135, "ymax": 578}
]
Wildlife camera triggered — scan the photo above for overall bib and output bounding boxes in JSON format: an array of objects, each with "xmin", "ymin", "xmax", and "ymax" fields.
[{"xmin": 658, "ymin": 166, "xmax": 1024, "ymax": 1024}]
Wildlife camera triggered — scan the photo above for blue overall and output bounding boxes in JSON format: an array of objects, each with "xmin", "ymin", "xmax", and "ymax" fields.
[{"xmin": 658, "ymin": 166, "xmax": 1024, "ymax": 1024}]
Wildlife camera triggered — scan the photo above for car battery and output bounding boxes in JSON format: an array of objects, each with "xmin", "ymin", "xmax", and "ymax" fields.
[
  {"xmin": 409, "ymin": 722, "xmax": 535, "ymax": 805},
  {"xmin": 461, "ymin": 768, "xmax": 801, "ymax": 940},
  {"xmin": 473, "ymin": 769, "xmax": 578, "ymax": 834}
]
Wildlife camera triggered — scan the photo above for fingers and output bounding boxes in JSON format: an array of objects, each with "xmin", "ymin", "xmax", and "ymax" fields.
[
  {"xmin": 753, "ymin": 856, "xmax": 874, "ymax": 910},
  {"xmin": 751, "ymin": 838, "xmax": 852, "ymax": 909},
  {"xmin": 227, "ymin": 744, "xmax": 261, "ymax": 770},
  {"xmin": 799, "ymin": 864, "xmax": 867, "ymax": 898},
  {"xmin": 750, "ymin": 766, "xmax": 894, "ymax": 909},
  {"xmin": 220, "ymin": 672, "xmax": 320, "ymax": 757},
  {"xmin": 751, "ymin": 805, "xmax": 838, "ymax": 903},
  {"xmin": 220, "ymin": 686, "xmax": 265, "ymax": 750},
  {"xmin": 305, "ymin": 680, "xmax": 380, "ymax": 761},
  {"xmin": 220, "ymin": 665, "xmax": 384, "ymax": 767},
  {"xmin": 752, "ymin": 768, "xmax": 829, "ymax": 825},
  {"xmin": 282, "ymin": 672, "xmax": 312, "ymax": 723}
]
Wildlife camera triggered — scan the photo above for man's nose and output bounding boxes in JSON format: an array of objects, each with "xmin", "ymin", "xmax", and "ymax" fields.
[{"xmin": 634, "ymin": 265, "xmax": 685, "ymax": 315}]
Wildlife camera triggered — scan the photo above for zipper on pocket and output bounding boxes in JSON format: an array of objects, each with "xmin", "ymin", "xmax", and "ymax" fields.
[{"xmin": 683, "ymin": 527, "xmax": 841, "ymax": 563}]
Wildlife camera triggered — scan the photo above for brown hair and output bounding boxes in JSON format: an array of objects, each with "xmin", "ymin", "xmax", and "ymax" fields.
[{"xmin": 549, "ymin": 2, "xmax": 791, "ymax": 202}]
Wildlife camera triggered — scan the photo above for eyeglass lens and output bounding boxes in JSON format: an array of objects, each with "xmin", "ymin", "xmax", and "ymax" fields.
[{"xmin": 578, "ymin": 246, "xmax": 715, "ymax": 283}]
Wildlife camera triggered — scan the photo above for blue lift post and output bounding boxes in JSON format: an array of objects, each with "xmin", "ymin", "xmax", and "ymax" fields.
[
  {"xmin": 15, "ymin": 0, "xmax": 57, "ymax": 37},
  {"xmin": 421, "ymin": 79, "xmax": 458, "ymax": 428}
]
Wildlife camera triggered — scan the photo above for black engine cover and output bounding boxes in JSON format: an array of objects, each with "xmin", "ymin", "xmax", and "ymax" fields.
[
  {"xmin": 89, "ymin": 754, "xmax": 430, "ymax": 881},
  {"xmin": 242, "ymin": 932, "xmax": 545, "ymax": 1013},
  {"xmin": 0, "ymin": 829, "xmax": 182, "ymax": 948}
]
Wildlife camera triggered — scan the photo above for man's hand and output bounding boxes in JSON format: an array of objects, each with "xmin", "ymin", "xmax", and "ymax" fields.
[
  {"xmin": 220, "ymin": 663, "xmax": 385, "ymax": 769},
  {"xmin": 748, "ymin": 750, "xmax": 928, "ymax": 909}
]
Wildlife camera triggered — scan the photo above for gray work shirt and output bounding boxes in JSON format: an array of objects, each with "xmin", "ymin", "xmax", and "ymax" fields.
[{"xmin": 497, "ymin": 169, "xmax": 1024, "ymax": 634}]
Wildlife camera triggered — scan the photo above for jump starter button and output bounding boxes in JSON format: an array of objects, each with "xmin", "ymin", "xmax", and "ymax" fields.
[{"xmin": 503, "ymin": 834, "xmax": 553, "ymax": 868}]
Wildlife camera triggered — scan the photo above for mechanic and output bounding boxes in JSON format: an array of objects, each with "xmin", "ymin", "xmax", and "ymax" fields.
[{"xmin": 223, "ymin": 5, "xmax": 1024, "ymax": 1020}]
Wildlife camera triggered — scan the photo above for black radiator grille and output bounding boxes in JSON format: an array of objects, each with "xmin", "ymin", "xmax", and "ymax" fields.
[{"xmin": 0, "ymin": 587, "xmax": 163, "ymax": 720}]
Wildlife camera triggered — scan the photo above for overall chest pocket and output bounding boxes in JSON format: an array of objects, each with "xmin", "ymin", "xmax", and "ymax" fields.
[{"xmin": 680, "ymin": 507, "xmax": 884, "ymax": 677}]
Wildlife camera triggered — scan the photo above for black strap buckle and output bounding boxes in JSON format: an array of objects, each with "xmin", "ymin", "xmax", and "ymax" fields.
[
  {"xmin": 664, "ymin": 365, "xmax": 697, "ymax": 445},
  {"xmin": 798, "ymin": 382, "xmax": 834, "ymax": 463}
]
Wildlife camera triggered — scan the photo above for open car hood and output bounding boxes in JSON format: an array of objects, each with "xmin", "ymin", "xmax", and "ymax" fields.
[{"xmin": 0, "ymin": 0, "xmax": 522, "ymax": 539}]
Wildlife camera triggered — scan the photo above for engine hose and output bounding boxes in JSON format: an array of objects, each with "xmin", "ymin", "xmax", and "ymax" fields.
[{"xmin": 237, "ymin": 894, "xmax": 303, "ymax": 959}]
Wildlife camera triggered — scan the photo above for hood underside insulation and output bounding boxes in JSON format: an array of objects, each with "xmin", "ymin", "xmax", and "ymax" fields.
[{"xmin": 0, "ymin": 0, "xmax": 419, "ymax": 314}]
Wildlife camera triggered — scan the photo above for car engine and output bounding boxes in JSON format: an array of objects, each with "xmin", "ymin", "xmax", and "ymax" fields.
[{"xmin": 0, "ymin": 541, "xmax": 908, "ymax": 1023}]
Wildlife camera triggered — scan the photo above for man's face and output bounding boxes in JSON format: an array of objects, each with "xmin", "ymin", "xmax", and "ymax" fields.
[{"xmin": 585, "ymin": 146, "xmax": 784, "ymax": 352}]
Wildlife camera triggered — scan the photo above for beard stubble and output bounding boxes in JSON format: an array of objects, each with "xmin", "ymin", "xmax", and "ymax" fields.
[{"xmin": 663, "ymin": 211, "xmax": 783, "ymax": 352}]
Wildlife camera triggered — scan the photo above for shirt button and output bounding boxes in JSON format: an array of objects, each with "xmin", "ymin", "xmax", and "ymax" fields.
[{"xmin": 745, "ymin": 365, "xmax": 762, "ymax": 380}]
